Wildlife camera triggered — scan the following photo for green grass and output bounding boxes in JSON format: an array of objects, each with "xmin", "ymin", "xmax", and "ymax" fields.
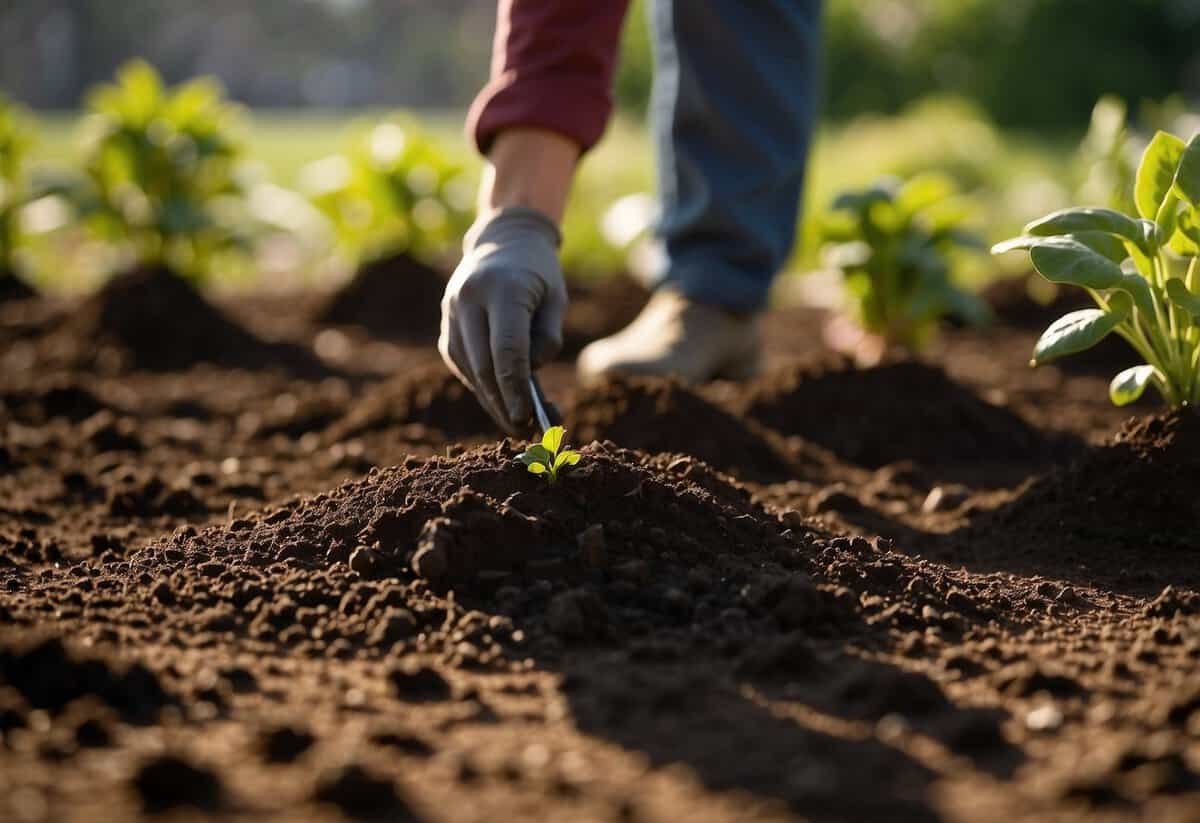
[{"xmin": 23, "ymin": 98, "xmax": 1075, "ymax": 293}]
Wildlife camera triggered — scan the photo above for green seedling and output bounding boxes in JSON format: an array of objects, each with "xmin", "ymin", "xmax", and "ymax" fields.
[
  {"xmin": 516, "ymin": 426, "xmax": 581, "ymax": 484},
  {"xmin": 821, "ymin": 172, "xmax": 991, "ymax": 353},
  {"xmin": 994, "ymin": 129, "xmax": 1200, "ymax": 407},
  {"xmin": 72, "ymin": 60, "xmax": 251, "ymax": 281},
  {"xmin": 300, "ymin": 118, "xmax": 474, "ymax": 267}
]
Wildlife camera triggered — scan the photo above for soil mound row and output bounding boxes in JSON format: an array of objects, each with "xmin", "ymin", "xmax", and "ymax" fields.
[
  {"xmin": 50, "ymin": 266, "xmax": 331, "ymax": 375},
  {"xmin": 564, "ymin": 376, "xmax": 799, "ymax": 483},
  {"xmin": 121, "ymin": 443, "xmax": 896, "ymax": 663},
  {"xmin": 741, "ymin": 361, "xmax": 1069, "ymax": 479},
  {"xmin": 324, "ymin": 365, "xmax": 497, "ymax": 443},
  {"xmin": 318, "ymin": 253, "xmax": 447, "ymax": 343},
  {"xmin": 958, "ymin": 410, "xmax": 1200, "ymax": 589}
]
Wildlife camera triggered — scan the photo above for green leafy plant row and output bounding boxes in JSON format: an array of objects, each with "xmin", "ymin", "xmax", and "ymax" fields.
[
  {"xmin": 299, "ymin": 118, "xmax": 474, "ymax": 268},
  {"xmin": 72, "ymin": 60, "xmax": 251, "ymax": 281},
  {"xmin": 995, "ymin": 130, "xmax": 1200, "ymax": 407},
  {"xmin": 821, "ymin": 172, "xmax": 990, "ymax": 354}
]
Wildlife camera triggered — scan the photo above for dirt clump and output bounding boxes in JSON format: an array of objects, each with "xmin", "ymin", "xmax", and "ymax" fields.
[
  {"xmin": 324, "ymin": 364, "xmax": 496, "ymax": 443},
  {"xmin": 741, "ymin": 360, "xmax": 1070, "ymax": 482},
  {"xmin": 50, "ymin": 265, "xmax": 329, "ymax": 375},
  {"xmin": 318, "ymin": 252, "xmax": 447, "ymax": 343},
  {"xmin": 960, "ymin": 410, "xmax": 1200, "ymax": 589},
  {"xmin": 565, "ymin": 375, "xmax": 799, "ymax": 483}
]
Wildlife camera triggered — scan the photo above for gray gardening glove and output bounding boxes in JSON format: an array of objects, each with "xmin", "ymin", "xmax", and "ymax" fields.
[{"xmin": 439, "ymin": 207, "xmax": 567, "ymax": 434}]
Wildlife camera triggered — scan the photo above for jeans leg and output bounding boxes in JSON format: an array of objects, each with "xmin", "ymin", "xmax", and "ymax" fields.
[{"xmin": 649, "ymin": 0, "xmax": 822, "ymax": 313}]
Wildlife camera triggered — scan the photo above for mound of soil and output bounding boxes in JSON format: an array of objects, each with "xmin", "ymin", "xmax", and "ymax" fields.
[
  {"xmin": 319, "ymin": 253, "xmax": 447, "ymax": 343},
  {"xmin": 741, "ymin": 360, "xmax": 1070, "ymax": 482},
  {"xmin": 0, "ymin": 271, "xmax": 36, "ymax": 303},
  {"xmin": 564, "ymin": 376, "xmax": 798, "ymax": 483},
  {"xmin": 57, "ymin": 265, "xmax": 330, "ymax": 375},
  {"xmin": 561, "ymin": 275, "xmax": 651, "ymax": 357},
  {"xmin": 129, "ymin": 442, "xmax": 865, "ymax": 662},
  {"xmin": 961, "ymin": 410, "xmax": 1200, "ymax": 588},
  {"xmin": 324, "ymin": 365, "xmax": 496, "ymax": 442}
]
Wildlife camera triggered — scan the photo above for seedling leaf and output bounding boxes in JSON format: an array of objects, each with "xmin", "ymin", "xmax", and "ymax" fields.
[
  {"xmin": 1029, "ymin": 238, "xmax": 1123, "ymax": 289},
  {"xmin": 541, "ymin": 426, "xmax": 565, "ymax": 454},
  {"xmin": 1135, "ymin": 131, "xmax": 1186, "ymax": 221},
  {"xmin": 1032, "ymin": 308, "xmax": 1124, "ymax": 365},
  {"xmin": 527, "ymin": 462, "xmax": 547, "ymax": 475},
  {"xmin": 554, "ymin": 450, "xmax": 581, "ymax": 470},
  {"xmin": 1109, "ymin": 365, "xmax": 1159, "ymax": 406}
]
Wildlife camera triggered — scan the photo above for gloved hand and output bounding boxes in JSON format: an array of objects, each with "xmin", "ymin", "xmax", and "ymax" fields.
[{"xmin": 439, "ymin": 207, "xmax": 568, "ymax": 434}]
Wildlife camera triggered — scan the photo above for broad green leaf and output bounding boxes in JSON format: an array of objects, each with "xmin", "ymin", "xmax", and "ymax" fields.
[
  {"xmin": 1029, "ymin": 238, "xmax": 1123, "ymax": 289},
  {"xmin": 1109, "ymin": 365, "xmax": 1159, "ymax": 406},
  {"xmin": 541, "ymin": 426, "xmax": 565, "ymax": 455},
  {"xmin": 1173, "ymin": 134, "xmax": 1200, "ymax": 206},
  {"xmin": 894, "ymin": 172, "xmax": 956, "ymax": 217},
  {"xmin": 989, "ymin": 233, "xmax": 1120, "ymax": 260},
  {"xmin": 1069, "ymin": 231, "xmax": 1130, "ymax": 263},
  {"xmin": 517, "ymin": 445, "xmax": 552, "ymax": 467},
  {"xmin": 1032, "ymin": 305, "xmax": 1127, "ymax": 366},
  {"xmin": 1165, "ymin": 277, "xmax": 1200, "ymax": 321},
  {"xmin": 1024, "ymin": 207, "xmax": 1142, "ymax": 242},
  {"xmin": 990, "ymin": 235, "xmax": 1041, "ymax": 256},
  {"xmin": 1170, "ymin": 207, "xmax": 1200, "ymax": 256},
  {"xmin": 1114, "ymin": 273, "xmax": 1157, "ymax": 321},
  {"xmin": 554, "ymin": 450, "xmax": 581, "ymax": 470},
  {"xmin": 1135, "ymin": 131, "xmax": 1186, "ymax": 220},
  {"xmin": 526, "ymin": 462, "xmax": 547, "ymax": 475}
]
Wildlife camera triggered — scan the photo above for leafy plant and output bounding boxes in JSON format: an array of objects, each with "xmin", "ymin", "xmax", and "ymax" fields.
[
  {"xmin": 299, "ymin": 118, "xmax": 474, "ymax": 266},
  {"xmin": 0, "ymin": 94, "xmax": 41, "ymax": 281},
  {"xmin": 516, "ymin": 426, "xmax": 581, "ymax": 484},
  {"xmin": 820, "ymin": 172, "xmax": 991, "ymax": 352},
  {"xmin": 74, "ymin": 60, "xmax": 251, "ymax": 281},
  {"xmin": 994, "ymin": 129, "xmax": 1200, "ymax": 407}
]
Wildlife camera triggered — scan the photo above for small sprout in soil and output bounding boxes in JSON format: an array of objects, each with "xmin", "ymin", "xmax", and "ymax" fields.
[
  {"xmin": 994, "ymin": 128, "xmax": 1200, "ymax": 407},
  {"xmin": 516, "ymin": 426, "xmax": 581, "ymax": 484},
  {"xmin": 821, "ymin": 172, "xmax": 991, "ymax": 355}
]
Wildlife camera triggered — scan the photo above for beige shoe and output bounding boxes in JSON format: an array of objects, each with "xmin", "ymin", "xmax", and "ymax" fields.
[{"xmin": 576, "ymin": 289, "xmax": 762, "ymax": 384}]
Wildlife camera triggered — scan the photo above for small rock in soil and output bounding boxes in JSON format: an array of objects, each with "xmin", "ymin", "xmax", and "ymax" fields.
[
  {"xmin": 314, "ymin": 764, "xmax": 414, "ymax": 821},
  {"xmin": 260, "ymin": 725, "xmax": 316, "ymax": 763},
  {"xmin": 133, "ymin": 754, "xmax": 223, "ymax": 813},
  {"xmin": 389, "ymin": 663, "xmax": 452, "ymax": 702}
]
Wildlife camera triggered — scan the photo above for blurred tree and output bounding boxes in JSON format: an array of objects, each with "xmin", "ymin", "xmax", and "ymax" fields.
[{"xmin": 0, "ymin": 0, "xmax": 1196, "ymax": 134}]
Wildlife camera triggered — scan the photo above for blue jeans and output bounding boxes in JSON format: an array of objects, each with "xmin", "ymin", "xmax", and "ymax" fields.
[{"xmin": 650, "ymin": 0, "xmax": 822, "ymax": 313}]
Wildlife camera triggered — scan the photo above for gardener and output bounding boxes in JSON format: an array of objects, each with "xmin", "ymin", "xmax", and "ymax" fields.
[{"xmin": 440, "ymin": 0, "xmax": 821, "ymax": 433}]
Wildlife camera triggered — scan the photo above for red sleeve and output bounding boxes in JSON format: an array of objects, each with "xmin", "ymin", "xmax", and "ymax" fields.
[{"xmin": 467, "ymin": 0, "xmax": 631, "ymax": 155}]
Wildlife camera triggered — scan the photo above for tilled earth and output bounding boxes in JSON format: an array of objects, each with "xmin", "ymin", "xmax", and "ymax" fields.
[{"xmin": 1, "ymin": 263, "xmax": 1198, "ymax": 822}]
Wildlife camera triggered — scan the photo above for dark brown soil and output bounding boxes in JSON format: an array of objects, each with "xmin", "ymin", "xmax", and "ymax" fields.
[
  {"xmin": 47, "ymin": 264, "xmax": 332, "ymax": 375},
  {"xmin": 2, "ymin": 275, "xmax": 1199, "ymax": 822},
  {"xmin": 564, "ymin": 375, "xmax": 799, "ymax": 482},
  {"xmin": 740, "ymin": 359, "xmax": 1078, "ymax": 485},
  {"xmin": 953, "ymin": 410, "xmax": 1200, "ymax": 590},
  {"xmin": 318, "ymin": 252, "xmax": 448, "ymax": 342},
  {"xmin": 0, "ymin": 271, "xmax": 36, "ymax": 303}
]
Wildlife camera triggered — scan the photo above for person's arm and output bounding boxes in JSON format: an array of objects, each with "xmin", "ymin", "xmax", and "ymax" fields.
[
  {"xmin": 467, "ymin": 0, "xmax": 632, "ymax": 156},
  {"xmin": 440, "ymin": 0, "xmax": 630, "ymax": 434}
]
